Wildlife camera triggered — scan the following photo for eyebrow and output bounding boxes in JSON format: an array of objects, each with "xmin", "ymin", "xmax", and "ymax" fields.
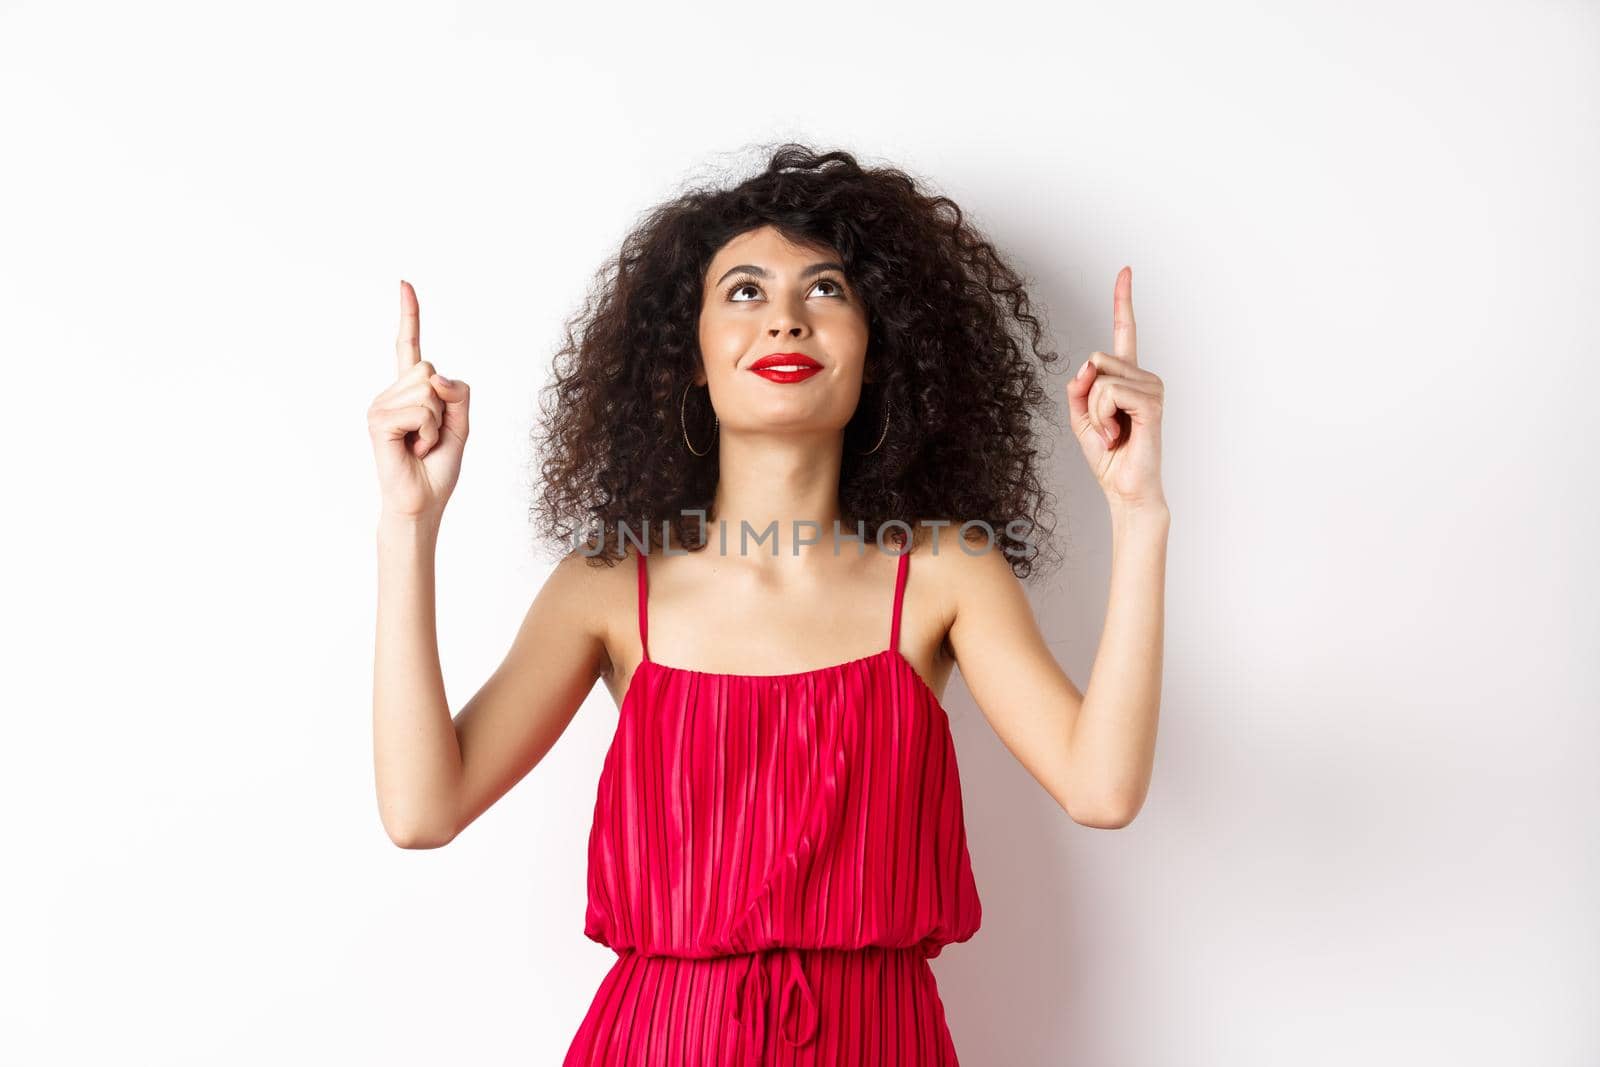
[{"xmin": 714, "ymin": 261, "xmax": 848, "ymax": 288}]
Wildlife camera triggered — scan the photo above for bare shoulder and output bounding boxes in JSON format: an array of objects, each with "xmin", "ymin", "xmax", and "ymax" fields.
[
  {"xmin": 918, "ymin": 525, "xmax": 1022, "ymax": 613},
  {"xmin": 899, "ymin": 526, "xmax": 1013, "ymax": 665},
  {"xmin": 540, "ymin": 546, "xmax": 635, "ymax": 681}
]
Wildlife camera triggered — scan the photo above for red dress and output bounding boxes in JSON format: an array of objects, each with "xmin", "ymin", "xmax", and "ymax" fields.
[{"xmin": 564, "ymin": 544, "xmax": 983, "ymax": 1064}]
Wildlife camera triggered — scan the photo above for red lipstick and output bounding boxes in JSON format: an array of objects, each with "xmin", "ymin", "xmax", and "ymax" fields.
[{"xmin": 749, "ymin": 352, "xmax": 823, "ymax": 383}]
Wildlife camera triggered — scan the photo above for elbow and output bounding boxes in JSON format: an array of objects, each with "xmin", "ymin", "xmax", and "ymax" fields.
[
  {"xmin": 387, "ymin": 824, "xmax": 455, "ymax": 849},
  {"xmin": 1065, "ymin": 791, "xmax": 1141, "ymax": 830},
  {"xmin": 379, "ymin": 802, "xmax": 458, "ymax": 849}
]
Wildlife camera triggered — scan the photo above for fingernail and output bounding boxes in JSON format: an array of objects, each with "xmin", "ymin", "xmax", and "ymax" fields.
[
  {"xmin": 433, "ymin": 373, "xmax": 451, "ymax": 387},
  {"xmin": 1076, "ymin": 360, "xmax": 1090, "ymax": 379}
]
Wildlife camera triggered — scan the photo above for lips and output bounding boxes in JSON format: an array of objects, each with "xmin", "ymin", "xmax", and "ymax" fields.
[{"xmin": 749, "ymin": 352, "xmax": 823, "ymax": 383}]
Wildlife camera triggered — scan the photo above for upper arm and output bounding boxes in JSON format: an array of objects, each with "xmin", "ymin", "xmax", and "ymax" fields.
[
  {"xmin": 945, "ymin": 538, "xmax": 1090, "ymax": 822},
  {"xmin": 444, "ymin": 548, "xmax": 613, "ymax": 843}
]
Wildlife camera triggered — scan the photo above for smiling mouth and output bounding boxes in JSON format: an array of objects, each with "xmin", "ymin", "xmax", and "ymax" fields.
[
  {"xmin": 748, "ymin": 361, "xmax": 824, "ymax": 382},
  {"xmin": 749, "ymin": 352, "xmax": 823, "ymax": 372}
]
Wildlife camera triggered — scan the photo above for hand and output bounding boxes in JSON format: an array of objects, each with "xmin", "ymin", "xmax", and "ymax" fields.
[
  {"xmin": 1066, "ymin": 267, "xmax": 1166, "ymax": 511},
  {"xmin": 367, "ymin": 280, "xmax": 471, "ymax": 520}
]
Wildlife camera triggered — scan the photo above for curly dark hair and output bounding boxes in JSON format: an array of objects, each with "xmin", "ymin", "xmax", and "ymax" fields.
[{"xmin": 529, "ymin": 141, "xmax": 1064, "ymax": 579}]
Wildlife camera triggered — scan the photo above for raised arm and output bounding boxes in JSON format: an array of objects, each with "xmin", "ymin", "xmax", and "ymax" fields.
[
  {"xmin": 949, "ymin": 267, "xmax": 1169, "ymax": 829},
  {"xmin": 368, "ymin": 280, "xmax": 608, "ymax": 848}
]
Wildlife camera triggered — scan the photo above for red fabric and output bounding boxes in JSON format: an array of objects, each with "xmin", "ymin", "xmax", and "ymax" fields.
[{"xmin": 564, "ymin": 545, "xmax": 982, "ymax": 1065}]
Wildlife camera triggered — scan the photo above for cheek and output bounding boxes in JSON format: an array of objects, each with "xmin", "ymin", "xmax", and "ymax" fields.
[
  {"xmin": 820, "ymin": 317, "xmax": 870, "ymax": 359},
  {"xmin": 838, "ymin": 307, "xmax": 870, "ymax": 341},
  {"xmin": 698, "ymin": 314, "xmax": 742, "ymax": 353}
]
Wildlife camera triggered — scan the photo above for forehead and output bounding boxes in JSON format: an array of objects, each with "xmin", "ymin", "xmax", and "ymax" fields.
[{"xmin": 707, "ymin": 226, "xmax": 838, "ymax": 272}]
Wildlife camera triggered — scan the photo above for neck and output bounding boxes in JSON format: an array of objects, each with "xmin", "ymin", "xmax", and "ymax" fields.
[{"xmin": 702, "ymin": 429, "xmax": 860, "ymax": 564}]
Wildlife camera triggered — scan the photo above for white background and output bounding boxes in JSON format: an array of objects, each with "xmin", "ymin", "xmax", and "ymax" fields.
[{"xmin": 3, "ymin": 1, "xmax": 1595, "ymax": 1064}]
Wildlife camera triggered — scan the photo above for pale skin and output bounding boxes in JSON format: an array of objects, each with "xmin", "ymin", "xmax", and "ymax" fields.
[{"xmin": 369, "ymin": 225, "xmax": 1169, "ymax": 848}]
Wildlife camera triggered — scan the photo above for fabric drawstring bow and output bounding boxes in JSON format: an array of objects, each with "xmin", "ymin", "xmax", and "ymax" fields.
[{"xmin": 729, "ymin": 946, "xmax": 819, "ymax": 1058}]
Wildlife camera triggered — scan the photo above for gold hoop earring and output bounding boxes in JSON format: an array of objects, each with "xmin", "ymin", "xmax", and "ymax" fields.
[
  {"xmin": 854, "ymin": 390, "xmax": 893, "ymax": 455},
  {"xmin": 680, "ymin": 381, "xmax": 717, "ymax": 457}
]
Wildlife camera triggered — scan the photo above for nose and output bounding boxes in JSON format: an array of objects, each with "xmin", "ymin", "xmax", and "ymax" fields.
[{"xmin": 765, "ymin": 297, "xmax": 811, "ymax": 339}]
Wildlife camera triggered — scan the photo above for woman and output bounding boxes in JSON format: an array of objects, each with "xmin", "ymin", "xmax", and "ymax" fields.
[{"xmin": 368, "ymin": 144, "xmax": 1169, "ymax": 1064}]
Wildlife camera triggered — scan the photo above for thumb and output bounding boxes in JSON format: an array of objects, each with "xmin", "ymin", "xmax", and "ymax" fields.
[
  {"xmin": 1066, "ymin": 357, "xmax": 1094, "ymax": 425},
  {"xmin": 430, "ymin": 373, "xmax": 471, "ymax": 443}
]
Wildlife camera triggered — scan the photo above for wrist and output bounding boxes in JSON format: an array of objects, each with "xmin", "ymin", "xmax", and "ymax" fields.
[
  {"xmin": 1108, "ymin": 496, "xmax": 1170, "ymax": 530},
  {"xmin": 378, "ymin": 508, "xmax": 442, "ymax": 542}
]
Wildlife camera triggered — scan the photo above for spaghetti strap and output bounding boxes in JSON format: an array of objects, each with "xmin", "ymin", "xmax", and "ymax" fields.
[
  {"xmin": 888, "ymin": 542, "xmax": 910, "ymax": 655},
  {"xmin": 636, "ymin": 551, "xmax": 651, "ymax": 663}
]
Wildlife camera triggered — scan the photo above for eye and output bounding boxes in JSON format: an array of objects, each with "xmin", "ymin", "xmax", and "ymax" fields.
[{"xmin": 726, "ymin": 275, "xmax": 849, "ymax": 302}]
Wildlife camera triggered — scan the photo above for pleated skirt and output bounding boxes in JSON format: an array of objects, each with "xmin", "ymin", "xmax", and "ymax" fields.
[{"xmin": 562, "ymin": 944, "xmax": 961, "ymax": 1066}]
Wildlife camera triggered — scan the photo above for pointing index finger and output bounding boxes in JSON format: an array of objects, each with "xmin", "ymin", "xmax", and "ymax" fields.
[
  {"xmin": 397, "ymin": 279, "xmax": 421, "ymax": 375},
  {"xmin": 1112, "ymin": 266, "xmax": 1136, "ymax": 363}
]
